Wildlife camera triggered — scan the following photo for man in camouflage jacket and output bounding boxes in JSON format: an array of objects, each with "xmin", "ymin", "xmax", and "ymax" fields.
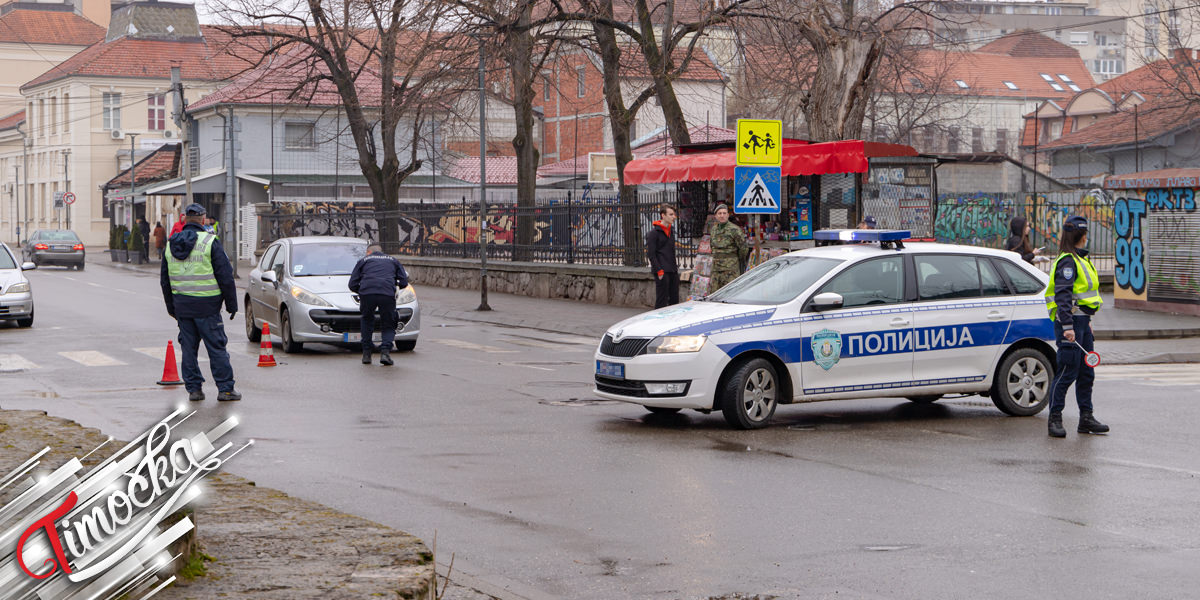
[{"xmin": 708, "ymin": 203, "xmax": 749, "ymax": 291}]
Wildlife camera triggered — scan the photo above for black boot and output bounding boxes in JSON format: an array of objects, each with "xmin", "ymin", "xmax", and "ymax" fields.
[
  {"xmin": 362, "ymin": 345, "xmax": 373, "ymax": 364},
  {"xmin": 1048, "ymin": 412, "xmax": 1066, "ymax": 438},
  {"xmin": 1078, "ymin": 411, "xmax": 1110, "ymax": 434},
  {"xmin": 379, "ymin": 350, "xmax": 393, "ymax": 366}
]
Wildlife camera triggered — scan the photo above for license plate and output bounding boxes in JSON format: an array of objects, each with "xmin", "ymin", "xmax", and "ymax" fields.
[
  {"xmin": 342, "ymin": 332, "xmax": 381, "ymax": 343},
  {"xmin": 596, "ymin": 360, "xmax": 625, "ymax": 379},
  {"xmin": 53, "ymin": 245, "xmax": 70, "ymax": 250}
]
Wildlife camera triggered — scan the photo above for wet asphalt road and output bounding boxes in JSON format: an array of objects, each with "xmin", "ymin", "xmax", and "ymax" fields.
[{"xmin": 3, "ymin": 263, "xmax": 1200, "ymax": 599}]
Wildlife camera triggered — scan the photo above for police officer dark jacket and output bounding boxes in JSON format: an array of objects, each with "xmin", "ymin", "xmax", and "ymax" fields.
[
  {"xmin": 160, "ymin": 222, "xmax": 238, "ymax": 318},
  {"xmin": 349, "ymin": 249, "xmax": 409, "ymax": 295}
]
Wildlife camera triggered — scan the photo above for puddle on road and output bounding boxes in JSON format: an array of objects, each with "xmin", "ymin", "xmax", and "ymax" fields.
[{"xmin": 539, "ymin": 398, "xmax": 622, "ymax": 407}]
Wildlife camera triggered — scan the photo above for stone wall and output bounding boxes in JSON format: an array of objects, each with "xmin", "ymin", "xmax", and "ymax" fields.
[{"xmin": 400, "ymin": 256, "xmax": 686, "ymax": 308}]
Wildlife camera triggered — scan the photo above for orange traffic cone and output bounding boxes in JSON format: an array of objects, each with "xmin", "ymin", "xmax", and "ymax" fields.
[
  {"xmin": 157, "ymin": 340, "xmax": 184, "ymax": 386},
  {"xmin": 257, "ymin": 322, "xmax": 277, "ymax": 367}
]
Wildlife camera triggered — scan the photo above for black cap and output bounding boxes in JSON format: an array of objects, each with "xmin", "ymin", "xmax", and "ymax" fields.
[
  {"xmin": 184, "ymin": 203, "xmax": 206, "ymax": 216},
  {"xmin": 862, "ymin": 215, "xmax": 878, "ymax": 228},
  {"xmin": 1064, "ymin": 215, "xmax": 1088, "ymax": 231}
]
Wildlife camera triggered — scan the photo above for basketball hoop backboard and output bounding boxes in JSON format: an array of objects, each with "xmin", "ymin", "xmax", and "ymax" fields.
[{"xmin": 588, "ymin": 153, "xmax": 617, "ymax": 183}]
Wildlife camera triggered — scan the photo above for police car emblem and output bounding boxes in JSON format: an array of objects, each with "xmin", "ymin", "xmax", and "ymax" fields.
[
  {"xmin": 1063, "ymin": 267, "xmax": 1074, "ymax": 279},
  {"xmin": 811, "ymin": 328, "xmax": 843, "ymax": 371},
  {"xmin": 612, "ymin": 328, "xmax": 626, "ymax": 342}
]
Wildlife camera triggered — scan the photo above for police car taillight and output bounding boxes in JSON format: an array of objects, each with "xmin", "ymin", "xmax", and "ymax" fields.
[{"xmin": 813, "ymin": 229, "xmax": 911, "ymax": 249}]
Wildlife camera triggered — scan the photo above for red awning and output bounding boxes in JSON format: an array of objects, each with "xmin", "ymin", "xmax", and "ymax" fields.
[{"xmin": 623, "ymin": 140, "xmax": 918, "ymax": 185}]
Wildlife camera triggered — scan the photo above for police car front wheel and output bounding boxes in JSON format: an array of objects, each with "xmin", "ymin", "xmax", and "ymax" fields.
[
  {"xmin": 990, "ymin": 348, "xmax": 1053, "ymax": 416},
  {"xmin": 721, "ymin": 358, "xmax": 779, "ymax": 430}
]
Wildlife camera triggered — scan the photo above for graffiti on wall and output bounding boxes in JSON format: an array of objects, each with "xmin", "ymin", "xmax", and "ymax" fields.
[
  {"xmin": 934, "ymin": 190, "xmax": 1115, "ymax": 254},
  {"xmin": 1113, "ymin": 186, "xmax": 1199, "ymax": 303}
]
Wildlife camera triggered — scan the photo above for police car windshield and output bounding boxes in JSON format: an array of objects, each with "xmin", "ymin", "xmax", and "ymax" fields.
[
  {"xmin": 291, "ymin": 243, "xmax": 366, "ymax": 277},
  {"xmin": 705, "ymin": 256, "xmax": 842, "ymax": 305}
]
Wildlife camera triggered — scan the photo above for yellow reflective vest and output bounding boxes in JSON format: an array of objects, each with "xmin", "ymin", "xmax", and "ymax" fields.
[
  {"xmin": 166, "ymin": 231, "xmax": 220, "ymax": 297},
  {"xmin": 1045, "ymin": 252, "xmax": 1103, "ymax": 320}
]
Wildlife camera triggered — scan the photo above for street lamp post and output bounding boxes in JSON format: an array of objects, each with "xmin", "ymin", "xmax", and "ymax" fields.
[
  {"xmin": 476, "ymin": 33, "xmax": 491, "ymax": 311},
  {"xmin": 128, "ymin": 133, "xmax": 139, "ymax": 232}
]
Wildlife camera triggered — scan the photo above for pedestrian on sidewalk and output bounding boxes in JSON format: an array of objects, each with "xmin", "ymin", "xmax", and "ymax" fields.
[
  {"xmin": 647, "ymin": 203, "xmax": 679, "ymax": 308},
  {"xmin": 153, "ymin": 221, "xmax": 166, "ymax": 261},
  {"xmin": 161, "ymin": 203, "xmax": 241, "ymax": 402},
  {"xmin": 708, "ymin": 203, "xmax": 748, "ymax": 292},
  {"xmin": 136, "ymin": 217, "xmax": 151, "ymax": 263},
  {"xmin": 1005, "ymin": 217, "xmax": 1040, "ymax": 265},
  {"xmin": 349, "ymin": 244, "xmax": 409, "ymax": 366},
  {"xmin": 171, "ymin": 215, "xmax": 185, "ymax": 236},
  {"xmin": 1045, "ymin": 215, "xmax": 1108, "ymax": 438}
]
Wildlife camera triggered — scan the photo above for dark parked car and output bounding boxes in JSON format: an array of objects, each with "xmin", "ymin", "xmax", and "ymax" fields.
[{"xmin": 24, "ymin": 229, "xmax": 85, "ymax": 270}]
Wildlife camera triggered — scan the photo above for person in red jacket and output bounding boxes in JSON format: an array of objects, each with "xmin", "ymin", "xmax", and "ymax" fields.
[
  {"xmin": 170, "ymin": 214, "xmax": 186, "ymax": 236},
  {"xmin": 646, "ymin": 203, "xmax": 679, "ymax": 308}
]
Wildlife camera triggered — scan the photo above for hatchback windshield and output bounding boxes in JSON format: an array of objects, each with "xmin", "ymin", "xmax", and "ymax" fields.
[
  {"xmin": 0, "ymin": 247, "xmax": 16, "ymax": 270},
  {"xmin": 706, "ymin": 256, "xmax": 842, "ymax": 305},
  {"xmin": 290, "ymin": 243, "xmax": 366, "ymax": 277}
]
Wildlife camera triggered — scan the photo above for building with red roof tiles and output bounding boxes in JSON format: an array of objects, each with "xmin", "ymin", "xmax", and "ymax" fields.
[
  {"xmin": 0, "ymin": 2, "xmax": 103, "ymax": 118},
  {"xmin": 1, "ymin": 1, "xmax": 263, "ymax": 247},
  {"xmin": 1020, "ymin": 49, "xmax": 1200, "ymax": 186}
]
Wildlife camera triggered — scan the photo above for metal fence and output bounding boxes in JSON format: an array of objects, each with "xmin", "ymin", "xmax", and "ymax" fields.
[
  {"xmin": 933, "ymin": 189, "xmax": 1115, "ymax": 273},
  {"xmin": 256, "ymin": 190, "xmax": 700, "ymax": 269}
]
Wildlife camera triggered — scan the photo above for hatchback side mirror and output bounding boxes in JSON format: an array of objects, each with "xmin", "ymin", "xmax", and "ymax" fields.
[
  {"xmin": 809, "ymin": 292, "xmax": 844, "ymax": 312},
  {"xmin": 261, "ymin": 270, "xmax": 277, "ymax": 283},
  {"xmin": 20, "ymin": 262, "xmax": 36, "ymax": 271}
]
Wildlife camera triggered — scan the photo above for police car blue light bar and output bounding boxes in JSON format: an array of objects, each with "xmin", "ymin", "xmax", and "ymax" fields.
[{"xmin": 813, "ymin": 229, "xmax": 911, "ymax": 242}]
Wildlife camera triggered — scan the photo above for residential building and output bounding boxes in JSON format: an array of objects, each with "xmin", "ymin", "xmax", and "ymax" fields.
[
  {"xmin": 1021, "ymin": 48, "xmax": 1200, "ymax": 185},
  {"xmin": 0, "ymin": 1, "xmax": 246, "ymax": 246},
  {"xmin": 870, "ymin": 32, "xmax": 1096, "ymax": 158},
  {"xmin": 0, "ymin": 1, "xmax": 104, "ymax": 118}
]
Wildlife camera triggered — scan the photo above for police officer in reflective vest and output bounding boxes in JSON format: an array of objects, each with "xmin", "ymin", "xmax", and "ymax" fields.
[
  {"xmin": 161, "ymin": 203, "xmax": 241, "ymax": 402},
  {"xmin": 1045, "ymin": 215, "xmax": 1107, "ymax": 437},
  {"xmin": 349, "ymin": 244, "xmax": 409, "ymax": 365}
]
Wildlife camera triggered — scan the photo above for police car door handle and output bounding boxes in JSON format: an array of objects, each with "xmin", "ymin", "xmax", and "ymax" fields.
[
  {"xmin": 890, "ymin": 317, "xmax": 910, "ymax": 327},
  {"xmin": 986, "ymin": 310, "xmax": 1006, "ymax": 320}
]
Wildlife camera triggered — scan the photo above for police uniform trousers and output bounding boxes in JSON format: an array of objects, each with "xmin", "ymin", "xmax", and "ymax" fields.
[
  {"xmin": 1050, "ymin": 314, "xmax": 1095, "ymax": 414},
  {"xmin": 178, "ymin": 313, "xmax": 235, "ymax": 393},
  {"xmin": 360, "ymin": 293, "xmax": 398, "ymax": 351}
]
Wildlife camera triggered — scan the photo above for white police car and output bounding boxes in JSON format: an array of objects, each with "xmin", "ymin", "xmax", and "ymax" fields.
[{"xmin": 594, "ymin": 230, "xmax": 1057, "ymax": 429}]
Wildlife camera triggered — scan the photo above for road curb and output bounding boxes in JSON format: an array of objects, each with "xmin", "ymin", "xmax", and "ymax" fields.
[
  {"xmin": 429, "ymin": 308, "xmax": 606, "ymax": 339},
  {"xmin": 1094, "ymin": 328, "xmax": 1200, "ymax": 340}
]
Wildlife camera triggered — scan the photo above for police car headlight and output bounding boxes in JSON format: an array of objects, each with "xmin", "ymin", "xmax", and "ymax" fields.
[
  {"xmin": 4, "ymin": 281, "xmax": 30, "ymax": 294},
  {"xmin": 290, "ymin": 285, "xmax": 332, "ymax": 307},
  {"xmin": 644, "ymin": 335, "xmax": 707, "ymax": 354},
  {"xmin": 396, "ymin": 284, "xmax": 416, "ymax": 304}
]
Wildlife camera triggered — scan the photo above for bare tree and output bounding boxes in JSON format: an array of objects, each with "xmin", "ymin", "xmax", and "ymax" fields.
[
  {"xmin": 733, "ymin": 0, "xmax": 940, "ymax": 141},
  {"xmin": 214, "ymin": 0, "xmax": 472, "ymax": 250},
  {"xmin": 865, "ymin": 48, "xmax": 975, "ymax": 151}
]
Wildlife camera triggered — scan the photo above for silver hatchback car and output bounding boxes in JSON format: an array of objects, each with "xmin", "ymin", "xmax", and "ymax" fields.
[{"xmin": 245, "ymin": 236, "xmax": 420, "ymax": 353}]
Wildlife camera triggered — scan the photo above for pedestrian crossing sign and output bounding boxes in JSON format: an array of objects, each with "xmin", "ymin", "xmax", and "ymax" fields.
[
  {"xmin": 736, "ymin": 119, "xmax": 782, "ymax": 166},
  {"xmin": 734, "ymin": 166, "xmax": 782, "ymax": 214}
]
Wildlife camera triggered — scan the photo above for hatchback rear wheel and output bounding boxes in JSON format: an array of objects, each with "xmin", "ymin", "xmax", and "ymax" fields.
[
  {"xmin": 721, "ymin": 358, "xmax": 779, "ymax": 429},
  {"xmin": 991, "ymin": 348, "xmax": 1052, "ymax": 416}
]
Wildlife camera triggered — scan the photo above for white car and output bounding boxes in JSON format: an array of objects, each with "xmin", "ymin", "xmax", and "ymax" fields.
[
  {"xmin": 594, "ymin": 230, "xmax": 1057, "ymax": 429},
  {"xmin": 0, "ymin": 242, "xmax": 36, "ymax": 327}
]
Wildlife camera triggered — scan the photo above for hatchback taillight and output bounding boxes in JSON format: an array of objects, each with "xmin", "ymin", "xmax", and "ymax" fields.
[
  {"xmin": 34, "ymin": 243, "xmax": 48, "ymax": 250},
  {"xmin": 73, "ymin": 243, "xmax": 84, "ymax": 250}
]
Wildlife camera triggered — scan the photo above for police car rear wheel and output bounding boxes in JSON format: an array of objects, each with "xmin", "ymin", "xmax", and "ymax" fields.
[
  {"xmin": 991, "ymin": 349, "xmax": 1052, "ymax": 416},
  {"xmin": 722, "ymin": 358, "xmax": 778, "ymax": 430}
]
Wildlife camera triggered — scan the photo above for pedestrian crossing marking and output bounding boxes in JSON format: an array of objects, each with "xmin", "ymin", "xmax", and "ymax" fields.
[
  {"xmin": 133, "ymin": 347, "xmax": 208, "ymax": 363},
  {"xmin": 1095, "ymin": 365, "xmax": 1200, "ymax": 387},
  {"xmin": 433, "ymin": 339, "xmax": 518, "ymax": 353},
  {"xmin": 58, "ymin": 351, "xmax": 126, "ymax": 367},
  {"xmin": 0, "ymin": 353, "xmax": 39, "ymax": 372}
]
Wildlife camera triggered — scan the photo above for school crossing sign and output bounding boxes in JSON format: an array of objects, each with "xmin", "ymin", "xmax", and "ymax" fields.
[
  {"xmin": 734, "ymin": 166, "xmax": 781, "ymax": 214},
  {"xmin": 734, "ymin": 118, "xmax": 782, "ymax": 215}
]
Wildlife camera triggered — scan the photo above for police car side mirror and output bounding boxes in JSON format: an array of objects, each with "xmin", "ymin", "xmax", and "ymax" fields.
[
  {"xmin": 810, "ymin": 292, "xmax": 844, "ymax": 312},
  {"xmin": 261, "ymin": 270, "xmax": 277, "ymax": 284}
]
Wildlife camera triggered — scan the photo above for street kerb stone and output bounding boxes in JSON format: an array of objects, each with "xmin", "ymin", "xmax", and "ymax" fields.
[{"xmin": 0, "ymin": 409, "xmax": 433, "ymax": 599}]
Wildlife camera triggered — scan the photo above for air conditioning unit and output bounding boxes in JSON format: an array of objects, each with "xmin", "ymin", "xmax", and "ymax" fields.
[
  {"xmin": 163, "ymin": 129, "xmax": 177, "ymax": 139},
  {"xmin": 110, "ymin": 129, "xmax": 125, "ymax": 140}
]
